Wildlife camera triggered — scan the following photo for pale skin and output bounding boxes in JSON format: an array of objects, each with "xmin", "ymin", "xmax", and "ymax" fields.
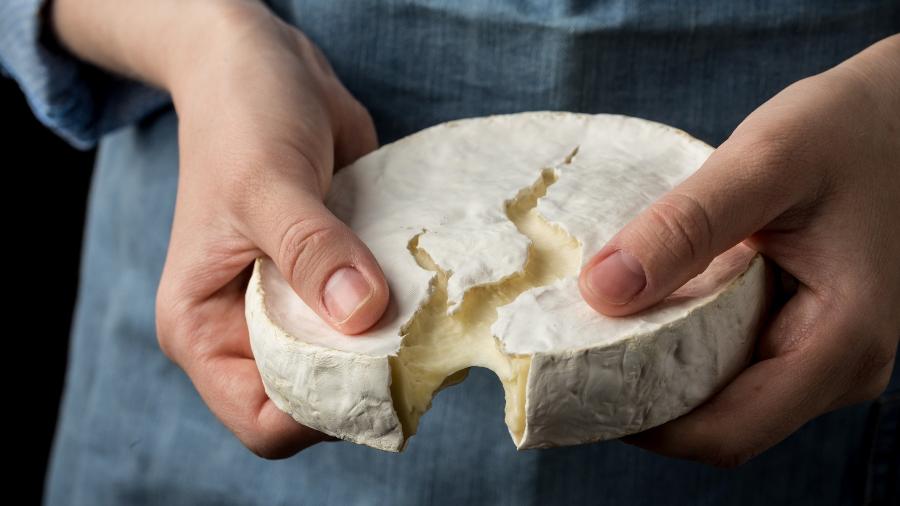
[{"xmin": 52, "ymin": 0, "xmax": 899, "ymax": 464}]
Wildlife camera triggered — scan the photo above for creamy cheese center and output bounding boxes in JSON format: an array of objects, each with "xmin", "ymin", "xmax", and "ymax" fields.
[{"xmin": 389, "ymin": 165, "xmax": 583, "ymax": 446}]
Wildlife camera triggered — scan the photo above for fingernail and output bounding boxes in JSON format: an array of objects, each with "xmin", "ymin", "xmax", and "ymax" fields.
[
  {"xmin": 323, "ymin": 267, "xmax": 372, "ymax": 322},
  {"xmin": 586, "ymin": 250, "xmax": 646, "ymax": 305}
]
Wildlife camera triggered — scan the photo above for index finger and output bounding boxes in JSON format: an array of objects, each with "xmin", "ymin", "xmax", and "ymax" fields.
[
  {"xmin": 176, "ymin": 265, "xmax": 327, "ymax": 459},
  {"xmin": 621, "ymin": 286, "xmax": 867, "ymax": 467}
]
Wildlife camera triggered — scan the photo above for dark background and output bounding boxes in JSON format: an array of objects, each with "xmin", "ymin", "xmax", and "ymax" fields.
[{"xmin": 4, "ymin": 75, "xmax": 96, "ymax": 504}]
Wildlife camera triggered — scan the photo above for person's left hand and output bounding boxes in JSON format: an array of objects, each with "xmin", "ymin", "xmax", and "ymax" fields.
[{"xmin": 578, "ymin": 34, "xmax": 900, "ymax": 467}]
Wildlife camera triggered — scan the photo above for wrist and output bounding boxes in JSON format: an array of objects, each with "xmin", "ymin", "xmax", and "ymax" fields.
[
  {"xmin": 166, "ymin": 1, "xmax": 295, "ymax": 119},
  {"xmin": 165, "ymin": 1, "xmax": 277, "ymax": 96},
  {"xmin": 49, "ymin": 0, "xmax": 269, "ymax": 93}
]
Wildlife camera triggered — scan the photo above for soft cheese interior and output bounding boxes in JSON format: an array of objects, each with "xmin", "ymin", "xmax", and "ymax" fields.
[
  {"xmin": 248, "ymin": 113, "xmax": 763, "ymax": 452},
  {"xmin": 390, "ymin": 167, "xmax": 582, "ymax": 444}
]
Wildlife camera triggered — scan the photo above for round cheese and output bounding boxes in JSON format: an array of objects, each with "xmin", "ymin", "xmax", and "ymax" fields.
[{"xmin": 244, "ymin": 112, "xmax": 767, "ymax": 452}]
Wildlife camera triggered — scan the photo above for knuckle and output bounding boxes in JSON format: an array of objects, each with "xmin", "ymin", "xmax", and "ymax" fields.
[
  {"xmin": 244, "ymin": 437, "xmax": 296, "ymax": 461},
  {"xmin": 685, "ymin": 434, "xmax": 761, "ymax": 469},
  {"xmin": 307, "ymin": 37, "xmax": 337, "ymax": 78},
  {"xmin": 154, "ymin": 279, "xmax": 207, "ymax": 365},
  {"xmin": 351, "ymin": 102, "xmax": 377, "ymax": 139},
  {"xmin": 860, "ymin": 368, "xmax": 893, "ymax": 402},
  {"xmin": 854, "ymin": 339, "xmax": 896, "ymax": 401},
  {"xmin": 155, "ymin": 306, "xmax": 193, "ymax": 364},
  {"xmin": 828, "ymin": 316, "xmax": 898, "ymax": 406},
  {"xmin": 278, "ymin": 218, "xmax": 345, "ymax": 291},
  {"xmin": 705, "ymin": 451, "xmax": 753, "ymax": 469},
  {"xmin": 245, "ymin": 440, "xmax": 278, "ymax": 460},
  {"xmin": 154, "ymin": 282, "xmax": 181, "ymax": 362},
  {"xmin": 642, "ymin": 192, "xmax": 713, "ymax": 264},
  {"xmin": 697, "ymin": 441, "xmax": 759, "ymax": 469},
  {"xmin": 349, "ymin": 97, "xmax": 374, "ymax": 126}
]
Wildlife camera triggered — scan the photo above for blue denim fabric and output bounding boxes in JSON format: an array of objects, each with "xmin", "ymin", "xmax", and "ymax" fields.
[
  {"xmin": 28, "ymin": 0, "xmax": 900, "ymax": 504},
  {"xmin": 0, "ymin": 0, "xmax": 169, "ymax": 149}
]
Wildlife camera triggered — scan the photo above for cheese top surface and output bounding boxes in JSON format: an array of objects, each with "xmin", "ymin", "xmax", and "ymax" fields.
[
  {"xmin": 250, "ymin": 111, "xmax": 766, "ymax": 450},
  {"xmin": 260, "ymin": 112, "xmax": 746, "ymax": 358}
]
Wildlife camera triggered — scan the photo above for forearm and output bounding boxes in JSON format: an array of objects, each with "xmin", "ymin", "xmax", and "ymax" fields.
[{"xmin": 50, "ymin": 0, "xmax": 255, "ymax": 94}]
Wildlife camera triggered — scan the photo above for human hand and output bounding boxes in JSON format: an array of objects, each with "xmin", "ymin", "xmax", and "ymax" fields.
[
  {"xmin": 155, "ymin": 4, "xmax": 391, "ymax": 458},
  {"xmin": 578, "ymin": 35, "xmax": 900, "ymax": 467},
  {"xmin": 52, "ymin": 0, "xmax": 389, "ymax": 458}
]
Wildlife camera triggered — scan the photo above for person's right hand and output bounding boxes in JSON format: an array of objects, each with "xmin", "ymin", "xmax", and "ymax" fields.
[{"xmin": 52, "ymin": 0, "xmax": 390, "ymax": 458}]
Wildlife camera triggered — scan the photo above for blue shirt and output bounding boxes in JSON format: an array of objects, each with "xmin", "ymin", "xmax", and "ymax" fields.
[
  {"xmin": 0, "ymin": 0, "xmax": 169, "ymax": 149},
  {"xmin": 3, "ymin": 1, "xmax": 898, "ymax": 505}
]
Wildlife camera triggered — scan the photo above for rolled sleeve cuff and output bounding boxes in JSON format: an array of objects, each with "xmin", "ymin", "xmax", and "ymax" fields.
[{"xmin": 0, "ymin": 0, "xmax": 171, "ymax": 150}]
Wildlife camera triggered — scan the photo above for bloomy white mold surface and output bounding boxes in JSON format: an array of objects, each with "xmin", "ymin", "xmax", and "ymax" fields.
[{"xmin": 245, "ymin": 112, "xmax": 767, "ymax": 452}]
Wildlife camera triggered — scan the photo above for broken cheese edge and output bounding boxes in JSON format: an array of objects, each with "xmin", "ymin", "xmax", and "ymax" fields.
[
  {"xmin": 246, "ymin": 249, "xmax": 765, "ymax": 452},
  {"xmin": 244, "ymin": 111, "xmax": 768, "ymax": 453}
]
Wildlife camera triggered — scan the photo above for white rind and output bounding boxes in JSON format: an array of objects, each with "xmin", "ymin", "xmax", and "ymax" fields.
[
  {"xmin": 418, "ymin": 221, "xmax": 531, "ymax": 313},
  {"xmin": 246, "ymin": 262, "xmax": 404, "ymax": 451},
  {"xmin": 513, "ymin": 253, "xmax": 766, "ymax": 449},
  {"xmin": 244, "ymin": 111, "xmax": 769, "ymax": 452}
]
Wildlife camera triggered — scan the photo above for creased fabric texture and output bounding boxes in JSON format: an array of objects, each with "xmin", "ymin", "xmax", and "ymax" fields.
[
  {"xmin": 40, "ymin": 1, "xmax": 899, "ymax": 505},
  {"xmin": 0, "ymin": 0, "xmax": 170, "ymax": 149}
]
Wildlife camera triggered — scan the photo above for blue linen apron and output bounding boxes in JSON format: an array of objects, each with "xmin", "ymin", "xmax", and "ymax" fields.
[{"xmin": 44, "ymin": 1, "xmax": 899, "ymax": 504}]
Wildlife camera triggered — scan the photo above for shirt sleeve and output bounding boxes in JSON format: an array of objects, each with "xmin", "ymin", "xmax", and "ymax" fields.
[{"xmin": 0, "ymin": 0, "xmax": 171, "ymax": 150}]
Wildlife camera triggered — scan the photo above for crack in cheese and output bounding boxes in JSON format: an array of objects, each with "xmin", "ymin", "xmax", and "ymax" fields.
[
  {"xmin": 244, "ymin": 112, "xmax": 768, "ymax": 452},
  {"xmin": 389, "ymin": 166, "xmax": 582, "ymax": 445}
]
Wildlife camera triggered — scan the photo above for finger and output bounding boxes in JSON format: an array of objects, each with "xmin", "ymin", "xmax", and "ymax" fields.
[
  {"xmin": 183, "ymin": 274, "xmax": 326, "ymax": 459},
  {"xmin": 332, "ymin": 95, "xmax": 379, "ymax": 170},
  {"xmin": 240, "ymin": 169, "xmax": 390, "ymax": 335},
  {"xmin": 199, "ymin": 355, "xmax": 327, "ymax": 459},
  {"xmin": 578, "ymin": 136, "xmax": 813, "ymax": 316},
  {"xmin": 621, "ymin": 286, "xmax": 856, "ymax": 467}
]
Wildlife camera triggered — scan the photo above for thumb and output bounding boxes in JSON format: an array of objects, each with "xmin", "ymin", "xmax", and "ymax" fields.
[
  {"xmin": 578, "ymin": 140, "xmax": 797, "ymax": 316},
  {"xmin": 244, "ymin": 171, "xmax": 390, "ymax": 335}
]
